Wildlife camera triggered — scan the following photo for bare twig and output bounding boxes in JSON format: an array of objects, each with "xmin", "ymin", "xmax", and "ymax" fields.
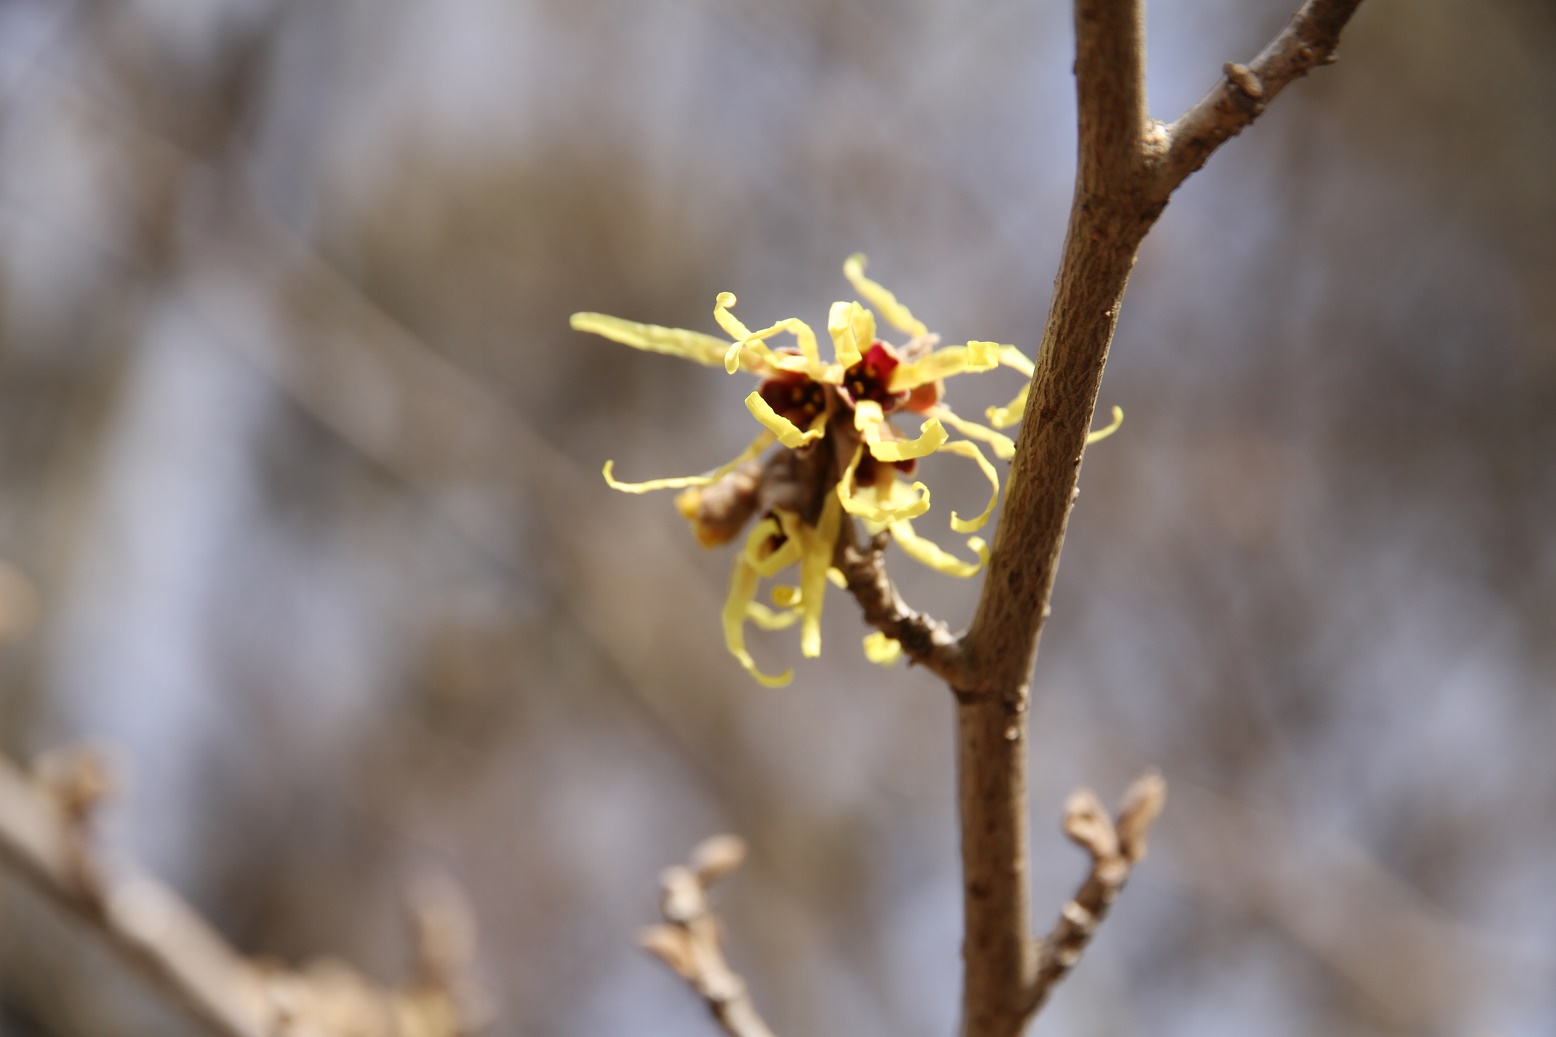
[
  {"xmin": 0, "ymin": 749, "xmax": 482, "ymax": 1037},
  {"xmin": 828, "ymin": 2, "xmax": 1365, "ymax": 1035},
  {"xmin": 1156, "ymin": 1, "xmax": 1368, "ymax": 193},
  {"xmin": 834, "ymin": 528, "xmax": 966, "ymax": 685},
  {"xmin": 641, "ymin": 836, "xmax": 778, "ymax": 1037},
  {"xmin": 1027, "ymin": 772, "xmax": 1165, "ymax": 1015}
]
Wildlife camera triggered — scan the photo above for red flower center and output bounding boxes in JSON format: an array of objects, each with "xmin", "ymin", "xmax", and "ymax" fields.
[
  {"xmin": 841, "ymin": 342, "xmax": 909, "ymax": 412},
  {"xmin": 757, "ymin": 369, "xmax": 827, "ymax": 427}
]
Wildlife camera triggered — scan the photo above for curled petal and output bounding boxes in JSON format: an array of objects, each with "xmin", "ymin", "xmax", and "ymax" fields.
[
  {"xmin": 936, "ymin": 440, "xmax": 1000, "ymax": 533},
  {"xmin": 888, "ymin": 342, "xmax": 1002, "ymax": 392},
  {"xmin": 853, "ymin": 399, "xmax": 949, "ymax": 462},
  {"xmin": 889, "ymin": 519, "xmax": 989, "ymax": 578},
  {"xmin": 603, "ymin": 430, "xmax": 775, "ymax": 493},
  {"xmin": 740, "ymin": 316, "xmax": 822, "ymax": 366},
  {"xmin": 999, "ymin": 345, "xmax": 1036, "ymax": 377},
  {"xmin": 827, "ymin": 300, "xmax": 874, "ymax": 369},
  {"xmin": 838, "ymin": 445, "xmax": 932, "ymax": 523},
  {"xmin": 713, "ymin": 292, "xmax": 753, "ymax": 340},
  {"xmin": 571, "ymin": 313, "xmax": 730, "ymax": 367},
  {"xmin": 862, "ymin": 631, "xmax": 903, "ymax": 666},
  {"xmin": 843, "ymin": 254, "xmax": 928, "ymax": 339},
  {"xmin": 826, "ymin": 568, "xmax": 849, "ymax": 589},
  {"xmin": 745, "ymin": 392, "xmax": 825, "ymax": 449},
  {"xmin": 722, "ymin": 558, "xmax": 793, "ymax": 687},
  {"xmin": 852, "ymin": 399, "xmax": 887, "ymax": 429},
  {"xmin": 1086, "ymin": 405, "xmax": 1125, "ymax": 444},
  {"xmin": 770, "ymin": 585, "xmax": 801, "ymax": 608},
  {"xmin": 714, "ymin": 293, "xmax": 788, "ymax": 374},
  {"xmin": 872, "ymin": 418, "xmax": 947, "ymax": 462},
  {"xmin": 742, "ymin": 516, "xmax": 804, "ymax": 577},
  {"xmin": 986, "ymin": 384, "xmax": 1028, "ymax": 430},
  {"xmin": 747, "ymin": 601, "xmax": 801, "ymax": 630},
  {"xmin": 930, "ymin": 406, "xmax": 1015, "ymax": 460},
  {"xmin": 798, "ymin": 492, "xmax": 843, "ymax": 658}
]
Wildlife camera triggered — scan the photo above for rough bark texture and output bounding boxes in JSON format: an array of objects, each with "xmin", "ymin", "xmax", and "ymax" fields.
[{"xmin": 841, "ymin": 2, "xmax": 1371, "ymax": 1034}]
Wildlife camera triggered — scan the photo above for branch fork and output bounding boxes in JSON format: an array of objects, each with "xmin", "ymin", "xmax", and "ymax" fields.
[{"xmin": 823, "ymin": 3, "xmax": 1364, "ymax": 1035}]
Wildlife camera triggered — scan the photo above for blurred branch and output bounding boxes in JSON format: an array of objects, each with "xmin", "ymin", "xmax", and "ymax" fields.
[
  {"xmin": 640, "ymin": 836, "xmax": 778, "ymax": 1037},
  {"xmin": 0, "ymin": 748, "xmax": 484, "ymax": 1037},
  {"xmin": 1027, "ymin": 772, "xmax": 1164, "ymax": 1016}
]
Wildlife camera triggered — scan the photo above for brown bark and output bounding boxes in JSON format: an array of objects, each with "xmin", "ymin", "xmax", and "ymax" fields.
[{"xmin": 835, "ymin": 2, "xmax": 1371, "ymax": 1033}]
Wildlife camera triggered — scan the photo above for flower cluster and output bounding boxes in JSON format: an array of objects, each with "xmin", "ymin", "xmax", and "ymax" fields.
[{"xmin": 571, "ymin": 255, "xmax": 1119, "ymax": 685}]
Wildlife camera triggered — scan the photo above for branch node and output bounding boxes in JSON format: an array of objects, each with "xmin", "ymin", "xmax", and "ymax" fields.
[{"xmin": 1222, "ymin": 61, "xmax": 1267, "ymax": 103}]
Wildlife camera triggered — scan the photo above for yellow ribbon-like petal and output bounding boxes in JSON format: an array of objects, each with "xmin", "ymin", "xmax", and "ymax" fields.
[
  {"xmin": 770, "ymin": 584, "xmax": 801, "ymax": 608},
  {"xmin": 986, "ymin": 384, "xmax": 1028, "ymax": 429},
  {"xmin": 1086, "ymin": 405, "xmax": 1125, "ymax": 444},
  {"xmin": 872, "ymin": 418, "xmax": 947, "ymax": 462},
  {"xmin": 827, "ymin": 300, "xmax": 873, "ymax": 369},
  {"xmin": 714, "ymin": 291, "xmax": 753, "ymax": 340},
  {"xmin": 999, "ymin": 345, "xmax": 1035, "ymax": 377},
  {"xmin": 570, "ymin": 313, "xmax": 730, "ymax": 367},
  {"xmin": 936, "ymin": 440, "xmax": 1000, "ymax": 533},
  {"xmin": 740, "ymin": 316, "xmax": 822, "ymax": 365},
  {"xmin": 798, "ymin": 492, "xmax": 842, "ymax": 658},
  {"xmin": 862, "ymin": 631, "xmax": 903, "ymax": 665},
  {"xmin": 888, "ymin": 342, "xmax": 1003, "ymax": 392},
  {"xmin": 838, "ymin": 444, "xmax": 932, "ymax": 523},
  {"xmin": 603, "ymin": 430, "xmax": 775, "ymax": 493},
  {"xmin": 930, "ymin": 407, "xmax": 1015, "ymax": 460},
  {"xmin": 742, "ymin": 516, "xmax": 804, "ymax": 578},
  {"xmin": 842, "ymin": 254, "xmax": 928, "ymax": 339},
  {"xmin": 747, "ymin": 601, "xmax": 801, "ymax": 630},
  {"xmin": 889, "ymin": 519, "xmax": 990, "ymax": 578},
  {"xmin": 745, "ymin": 391, "xmax": 825, "ymax": 449},
  {"xmin": 852, "ymin": 399, "xmax": 948, "ymax": 462},
  {"xmin": 722, "ymin": 557, "xmax": 793, "ymax": 687},
  {"xmin": 826, "ymin": 567, "xmax": 849, "ymax": 589},
  {"xmin": 714, "ymin": 292, "xmax": 792, "ymax": 374}
]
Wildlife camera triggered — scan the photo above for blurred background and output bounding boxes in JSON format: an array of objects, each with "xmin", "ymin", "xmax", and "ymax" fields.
[{"xmin": 0, "ymin": 0, "xmax": 1552, "ymax": 1034}]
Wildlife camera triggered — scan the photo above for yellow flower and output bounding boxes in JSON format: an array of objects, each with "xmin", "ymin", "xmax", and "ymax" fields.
[{"xmin": 570, "ymin": 255, "xmax": 1121, "ymax": 685}]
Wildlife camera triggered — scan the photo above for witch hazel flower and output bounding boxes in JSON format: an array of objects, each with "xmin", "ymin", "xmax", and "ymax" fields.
[{"xmin": 570, "ymin": 255, "xmax": 1121, "ymax": 686}]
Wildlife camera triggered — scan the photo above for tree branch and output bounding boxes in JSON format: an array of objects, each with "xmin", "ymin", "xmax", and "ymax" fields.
[
  {"xmin": 831, "ymin": 2, "xmax": 1365, "ymax": 1034},
  {"xmin": 1156, "ymin": 0, "xmax": 1368, "ymax": 193},
  {"xmin": 1076, "ymin": 0, "xmax": 1150, "ymax": 190},
  {"xmin": 0, "ymin": 748, "xmax": 483, "ymax": 1037},
  {"xmin": 640, "ymin": 836, "xmax": 778, "ymax": 1037},
  {"xmin": 834, "ymin": 528, "xmax": 966, "ymax": 686},
  {"xmin": 1027, "ymin": 772, "xmax": 1165, "ymax": 1016}
]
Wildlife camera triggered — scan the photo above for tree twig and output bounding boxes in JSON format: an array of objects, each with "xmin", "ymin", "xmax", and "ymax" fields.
[
  {"xmin": 1157, "ymin": 1, "xmax": 1368, "ymax": 193},
  {"xmin": 1027, "ymin": 772, "xmax": 1165, "ymax": 1016},
  {"xmin": 640, "ymin": 836, "xmax": 778, "ymax": 1037},
  {"xmin": 834, "ymin": 527, "xmax": 966, "ymax": 686},
  {"xmin": 0, "ymin": 748, "xmax": 482, "ymax": 1037}
]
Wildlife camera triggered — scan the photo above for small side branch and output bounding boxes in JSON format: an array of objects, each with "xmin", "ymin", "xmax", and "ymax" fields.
[
  {"xmin": 836, "ymin": 529, "xmax": 966, "ymax": 686},
  {"xmin": 1026, "ymin": 771, "xmax": 1166, "ymax": 1015},
  {"xmin": 0, "ymin": 748, "xmax": 483, "ymax": 1037},
  {"xmin": 640, "ymin": 836, "xmax": 778, "ymax": 1037},
  {"xmin": 1156, "ymin": 0, "xmax": 1366, "ymax": 192}
]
